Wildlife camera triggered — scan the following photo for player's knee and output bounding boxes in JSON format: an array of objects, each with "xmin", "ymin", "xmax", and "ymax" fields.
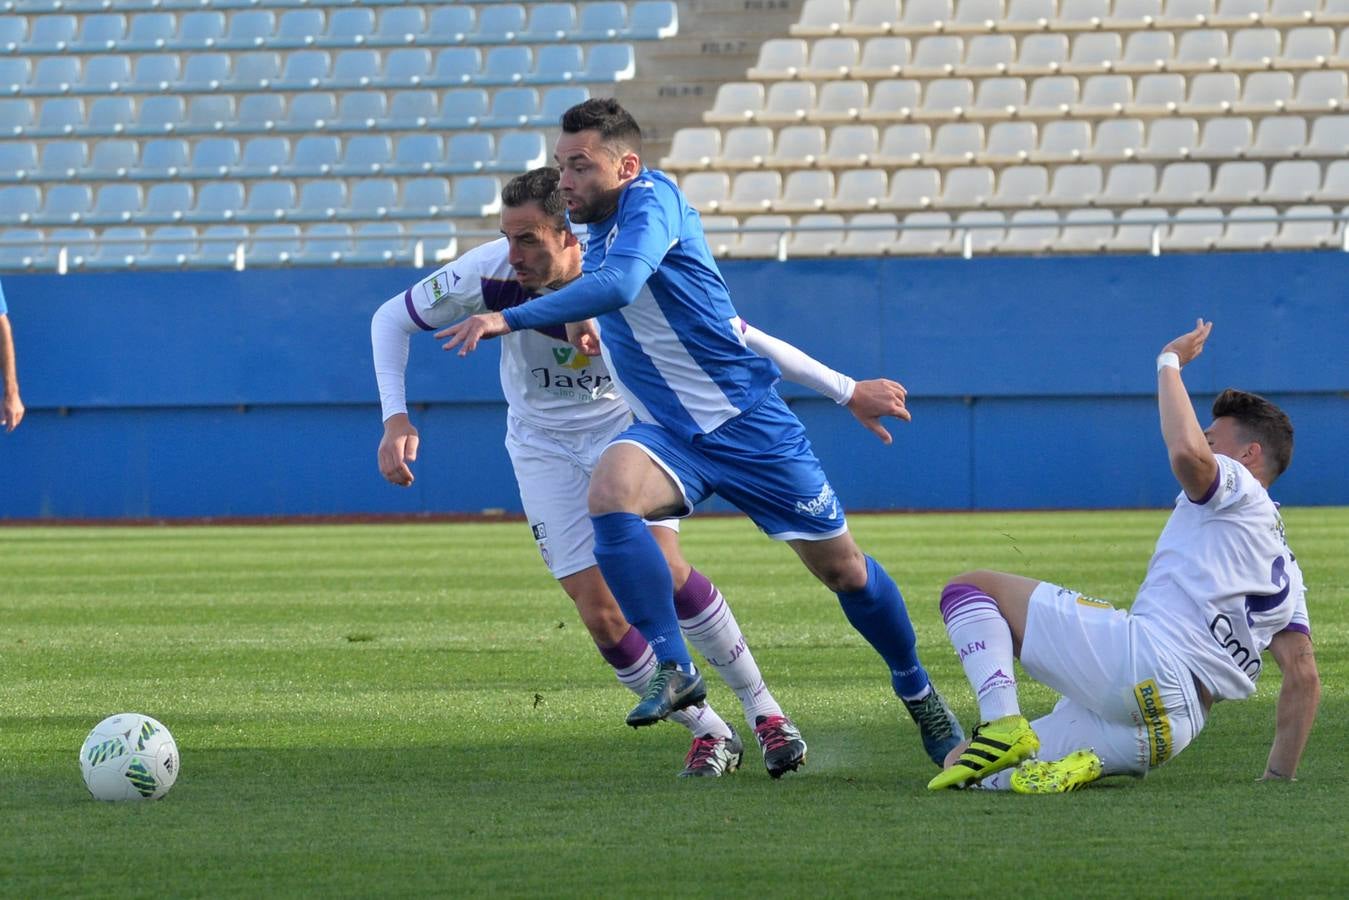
[{"xmin": 817, "ymin": 556, "xmax": 869, "ymax": 593}]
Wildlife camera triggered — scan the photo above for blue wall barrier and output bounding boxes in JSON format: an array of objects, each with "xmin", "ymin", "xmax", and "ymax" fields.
[{"xmin": 0, "ymin": 252, "xmax": 1345, "ymax": 520}]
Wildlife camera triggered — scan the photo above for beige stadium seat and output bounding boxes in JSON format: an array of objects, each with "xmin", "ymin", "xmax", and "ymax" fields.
[
  {"xmin": 895, "ymin": 211, "xmax": 958, "ymax": 254},
  {"xmin": 767, "ymin": 125, "xmax": 828, "ymax": 169},
  {"xmin": 759, "ymin": 81, "xmax": 817, "ymax": 124},
  {"xmin": 847, "ymin": 0, "xmax": 902, "ymax": 35},
  {"xmin": 1139, "ymin": 118, "xmax": 1200, "ymax": 161},
  {"xmin": 706, "ymin": 83, "xmax": 765, "ymax": 124},
  {"xmin": 803, "ymin": 38, "xmax": 863, "ymax": 80},
  {"xmin": 839, "ymin": 212, "xmax": 900, "ymax": 255},
  {"xmin": 723, "ymin": 170, "xmax": 783, "ymax": 214},
  {"xmin": 1074, "ymin": 74, "xmax": 1134, "ymax": 116},
  {"xmin": 1290, "ymin": 70, "xmax": 1348, "ymax": 112},
  {"xmin": 700, "ymin": 214, "xmax": 740, "ymax": 256},
  {"xmin": 1099, "ymin": 162, "xmax": 1159, "ymax": 204},
  {"xmin": 1173, "ymin": 30, "xmax": 1230, "ymax": 72},
  {"xmin": 854, "ymin": 37, "xmax": 912, "ymax": 78},
  {"xmin": 1195, "ymin": 116, "xmax": 1254, "ymax": 159},
  {"xmin": 1234, "ymin": 71, "xmax": 1296, "ymax": 113},
  {"xmin": 779, "ymin": 170, "xmax": 839, "ymax": 213},
  {"xmin": 1106, "ymin": 207, "xmax": 1164, "ymax": 252},
  {"xmin": 1037, "ymin": 120, "xmax": 1093, "ymax": 162},
  {"xmin": 718, "ymin": 126, "xmax": 776, "ymax": 171},
  {"xmin": 729, "ymin": 214, "xmax": 793, "ymax": 257},
  {"xmin": 792, "ymin": 0, "xmax": 851, "ymax": 37},
  {"xmin": 809, "ymin": 80, "xmax": 869, "ymax": 123},
  {"xmin": 1226, "ymin": 28, "xmax": 1281, "ymax": 71},
  {"xmin": 907, "ymin": 36, "xmax": 964, "ymax": 77},
  {"xmin": 1011, "ymin": 34, "xmax": 1071, "ymax": 75},
  {"xmin": 919, "ymin": 78, "xmax": 975, "ymax": 120},
  {"xmin": 940, "ymin": 166, "xmax": 996, "ymax": 207},
  {"xmin": 826, "ymin": 168, "xmax": 887, "ymax": 210},
  {"xmin": 662, "ymin": 128, "xmax": 721, "ymax": 170},
  {"xmin": 1155, "ymin": 161, "xmax": 1213, "ymax": 203},
  {"xmin": 1067, "ymin": 33, "xmax": 1123, "ymax": 74},
  {"xmin": 998, "ymin": 209, "xmax": 1060, "ymax": 252},
  {"xmin": 1262, "ymin": 159, "xmax": 1321, "ymax": 202},
  {"xmin": 1045, "ymin": 163, "xmax": 1105, "ymax": 205},
  {"xmin": 822, "ymin": 124, "xmax": 880, "ymax": 167},
  {"xmin": 1306, "ymin": 115, "xmax": 1349, "ymax": 157},
  {"xmin": 1130, "ymin": 73, "xmax": 1188, "ymax": 115},
  {"xmin": 988, "ymin": 164, "xmax": 1050, "ymax": 206},
  {"xmin": 1166, "ymin": 207, "xmax": 1222, "ymax": 251},
  {"xmin": 1278, "ymin": 27, "xmax": 1337, "ymax": 68},
  {"xmin": 956, "ymin": 210, "xmax": 1007, "ymax": 253},
  {"xmin": 1022, "ymin": 76, "xmax": 1080, "ymax": 117},
  {"xmin": 1088, "ymin": 118, "xmax": 1146, "ymax": 161},
  {"xmin": 965, "ymin": 35, "xmax": 1018, "ymax": 76},
  {"xmin": 1247, "ymin": 116, "xmax": 1308, "ymax": 158},
  {"xmin": 882, "ymin": 167, "xmax": 943, "ymax": 209},
  {"xmin": 1216, "ymin": 205, "xmax": 1278, "ymax": 249},
  {"xmin": 1183, "ymin": 72, "xmax": 1241, "ymax": 115},
  {"xmin": 1270, "ymin": 205, "xmax": 1341, "ymax": 248},
  {"xmin": 865, "ymin": 79, "xmax": 923, "ymax": 121},
  {"xmin": 985, "ymin": 120, "xmax": 1038, "ymax": 163},
  {"xmin": 1057, "ymin": 208, "xmax": 1115, "ymax": 251},
  {"xmin": 969, "ymin": 77, "xmax": 1028, "ymax": 120},
  {"xmin": 927, "ymin": 122, "xmax": 985, "ymax": 164},
  {"xmin": 1207, "ymin": 160, "xmax": 1268, "ymax": 204},
  {"xmin": 748, "ymin": 39, "xmax": 809, "ymax": 80},
  {"xmin": 681, "ymin": 172, "xmax": 731, "ymax": 211},
  {"xmin": 785, "ymin": 213, "xmax": 846, "ymax": 256},
  {"xmin": 1121, "ymin": 31, "xmax": 1176, "ymax": 74},
  {"xmin": 875, "ymin": 123, "xmax": 933, "ymax": 164}
]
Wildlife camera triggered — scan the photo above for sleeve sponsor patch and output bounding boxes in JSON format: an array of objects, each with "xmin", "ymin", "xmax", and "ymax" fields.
[{"xmin": 421, "ymin": 270, "xmax": 458, "ymax": 307}]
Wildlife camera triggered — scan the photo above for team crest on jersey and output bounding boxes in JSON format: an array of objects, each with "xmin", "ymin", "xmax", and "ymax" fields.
[{"xmin": 422, "ymin": 271, "xmax": 455, "ymax": 306}]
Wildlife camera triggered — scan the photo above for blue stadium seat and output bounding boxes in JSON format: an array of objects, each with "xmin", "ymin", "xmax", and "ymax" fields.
[
  {"xmin": 240, "ymin": 136, "xmax": 292, "ymax": 177},
  {"xmin": 327, "ymin": 8, "xmax": 376, "ymax": 44},
  {"xmin": 436, "ymin": 88, "xmax": 489, "ymax": 127},
  {"xmin": 386, "ymin": 48, "xmax": 433, "ymax": 86},
  {"xmin": 297, "ymin": 180, "xmax": 348, "ymax": 221},
  {"xmin": 0, "ymin": 59, "xmax": 32, "ymax": 94},
  {"xmin": 190, "ymin": 137, "xmax": 242, "ymax": 177},
  {"xmin": 238, "ymin": 93, "xmax": 286, "ymax": 130},
  {"xmin": 524, "ymin": 4, "xmax": 579, "ymax": 42},
  {"xmin": 248, "ymin": 224, "xmax": 303, "ymax": 264},
  {"xmin": 0, "ymin": 140, "xmax": 37, "ymax": 178},
  {"xmin": 89, "ymin": 139, "xmax": 139, "ymax": 178},
  {"xmin": 132, "ymin": 54, "xmax": 182, "ymax": 92},
  {"xmin": 351, "ymin": 221, "xmax": 412, "ymax": 265},
  {"xmin": 49, "ymin": 227, "xmax": 98, "ymax": 267},
  {"xmin": 36, "ymin": 97, "xmax": 84, "ymax": 135},
  {"xmin": 29, "ymin": 14, "xmax": 77, "ymax": 51},
  {"xmin": 535, "ymin": 45, "xmax": 584, "ymax": 82},
  {"xmin": 495, "ymin": 131, "xmax": 547, "ymax": 171},
  {"xmin": 127, "ymin": 12, "xmax": 176, "ymax": 49},
  {"xmin": 343, "ymin": 134, "xmax": 394, "ymax": 173},
  {"xmin": 190, "ymin": 181, "xmax": 246, "ymax": 224},
  {"xmin": 88, "ymin": 96, "xmax": 135, "ymax": 134},
  {"xmin": 83, "ymin": 56, "xmax": 133, "ymax": 92},
  {"xmin": 0, "ymin": 228, "xmax": 45, "ymax": 269},
  {"xmin": 376, "ymin": 7, "xmax": 427, "ymax": 43},
  {"xmin": 631, "ymin": 1, "xmax": 679, "ymax": 38},
  {"xmin": 177, "ymin": 11, "xmax": 226, "ymax": 49},
  {"xmin": 578, "ymin": 2, "xmax": 628, "ymax": 40},
  {"xmin": 282, "ymin": 50, "xmax": 333, "ymax": 89},
  {"xmin": 540, "ymin": 86, "xmax": 589, "ymax": 122},
  {"xmin": 287, "ymin": 93, "xmax": 338, "ymax": 131},
  {"xmin": 0, "ymin": 186, "xmax": 42, "ymax": 224},
  {"xmin": 38, "ymin": 140, "xmax": 87, "ymax": 179},
  {"xmin": 294, "ymin": 135, "xmax": 342, "ymax": 174},
  {"xmin": 395, "ymin": 134, "xmax": 446, "ymax": 173},
  {"xmin": 180, "ymin": 53, "xmax": 230, "ymax": 91},
  {"xmin": 337, "ymin": 91, "xmax": 387, "ymax": 129},
  {"xmin": 76, "ymin": 13, "xmax": 126, "ymax": 51},
  {"xmin": 231, "ymin": 51, "xmax": 282, "ymax": 89},
  {"xmin": 145, "ymin": 182, "xmax": 194, "ymax": 223},
  {"xmin": 139, "ymin": 96, "xmax": 186, "ymax": 134},
  {"xmin": 478, "ymin": 4, "xmax": 528, "ymax": 42},
  {"xmin": 0, "ymin": 15, "xmax": 27, "ymax": 51},
  {"xmin": 428, "ymin": 6, "xmax": 476, "ymax": 40},
  {"xmin": 350, "ymin": 178, "xmax": 400, "ymax": 219},
  {"xmin": 92, "ymin": 184, "xmax": 145, "ymax": 225},
  {"xmin": 389, "ymin": 90, "xmax": 438, "ymax": 126},
  {"xmin": 332, "ymin": 49, "xmax": 383, "ymax": 87},
  {"xmin": 187, "ymin": 94, "xmax": 236, "ymax": 131},
  {"xmin": 584, "ymin": 44, "xmax": 635, "ymax": 81},
  {"xmin": 277, "ymin": 10, "xmax": 325, "ymax": 46},
  {"xmin": 39, "ymin": 184, "xmax": 94, "ymax": 225},
  {"xmin": 449, "ymin": 175, "xmax": 502, "ymax": 217},
  {"xmin": 144, "ymin": 225, "xmax": 199, "ymax": 268},
  {"xmin": 446, "ymin": 132, "xmax": 494, "ymax": 172},
  {"xmin": 33, "ymin": 57, "xmax": 82, "ymax": 95},
  {"xmin": 200, "ymin": 224, "xmax": 249, "ymax": 267},
  {"xmin": 433, "ymin": 48, "xmax": 483, "ymax": 84},
  {"xmin": 139, "ymin": 138, "xmax": 190, "ymax": 177},
  {"xmin": 400, "ymin": 177, "xmax": 453, "ymax": 215},
  {"xmin": 225, "ymin": 10, "xmax": 277, "ymax": 49},
  {"xmin": 484, "ymin": 87, "xmax": 538, "ymax": 127},
  {"xmin": 242, "ymin": 179, "xmax": 298, "ymax": 221},
  {"xmin": 0, "ymin": 98, "xmax": 35, "ymax": 134},
  {"xmin": 484, "ymin": 46, "xmax": 533, "ymax": 84},
  {"xmin": 298, "ymin": 223, "xmax": 354, "ymax": 265}
]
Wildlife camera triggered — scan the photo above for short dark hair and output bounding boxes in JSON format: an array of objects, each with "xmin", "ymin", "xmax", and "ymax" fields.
[
  {"xmin": 1212, "ymin": 388, "xmax": 1294, "ymax": 481},
  {"xmin": 560, "ymin": 97, "xmax": 642, "ymax": 158},
  {"xmin": 501, "ymin": 167, "xmax": 567, "ymax": 223}
]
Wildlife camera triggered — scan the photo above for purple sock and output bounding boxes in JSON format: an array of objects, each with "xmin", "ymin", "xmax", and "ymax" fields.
[
  {"xmin": 596, "ymin": 624, "xmax": 651, "ymax": 669},
  {"xmin": 673, "ymin": 568, "xmax": 718, "ymax": 620}
]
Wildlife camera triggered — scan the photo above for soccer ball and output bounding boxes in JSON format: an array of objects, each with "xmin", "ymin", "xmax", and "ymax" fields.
[{"xmin": 79, "ymin": 713, "xmax": 179, "ymax": 802}]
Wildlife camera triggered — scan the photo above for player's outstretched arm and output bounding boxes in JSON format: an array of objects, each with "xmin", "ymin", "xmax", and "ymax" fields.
[
  {"xmin": 371, "ymin": 297, "xmax": 427, "ymax": 486},
  {"xmin": 1157, "ymin": 319, "xmax": 1218, "ymax": 500},
  {"xmin": 1262, "ymin": 629, "xmax": 1321, "ymax": 781}
]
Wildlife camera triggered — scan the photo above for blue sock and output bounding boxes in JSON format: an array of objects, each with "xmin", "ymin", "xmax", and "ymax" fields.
[
  {"xmin": 590, "ymin": 512, "xmax": 690, "ymax": 668},
  {"xmin": 836, "ymin": 556, "xmax": 930, "ymax": 699}
]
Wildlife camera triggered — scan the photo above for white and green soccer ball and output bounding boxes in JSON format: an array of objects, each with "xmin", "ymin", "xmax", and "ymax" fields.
[{"xmin": 79, "ymin": 713, "xmax": 179, "ymax": 802}]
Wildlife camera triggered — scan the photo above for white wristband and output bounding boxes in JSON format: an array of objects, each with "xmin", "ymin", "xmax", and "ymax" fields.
[{"xmin": 1157, "ymin": 351, "xmax": 1180, "ymax": 373}]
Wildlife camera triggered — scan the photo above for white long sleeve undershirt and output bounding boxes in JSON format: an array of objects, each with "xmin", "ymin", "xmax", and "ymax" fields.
[
  {"xmin": 371, "ymin": 297, "xmax": 419, "ymax": 422},
  {"xmin": 739, "ymin": 320, "xmax": 856, "ymax": 406}
]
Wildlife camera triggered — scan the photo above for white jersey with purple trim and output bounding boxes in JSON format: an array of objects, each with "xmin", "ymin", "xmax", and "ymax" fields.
[
  {"xmin": 401, "ymin": 237, "xmax": 628, "ymax": 433},
  {"xmin": 1131, "ymin": 454, "xmax": 1309, "ymax": 702}
]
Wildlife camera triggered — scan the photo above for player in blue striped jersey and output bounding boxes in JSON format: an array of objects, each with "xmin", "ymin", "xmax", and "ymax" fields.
[{"xmin": 441, "ymin": 99, "xmax": 963, "ymax": 767}]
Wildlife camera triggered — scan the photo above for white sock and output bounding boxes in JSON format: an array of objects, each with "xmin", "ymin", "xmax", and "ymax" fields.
[
  {"xmin": 677, "ymin": 575, "xmax": 784, "ymax": 730},
  {"xmin": 940, "ymin": 584, "xmax": 1020, "ymax": 722}
]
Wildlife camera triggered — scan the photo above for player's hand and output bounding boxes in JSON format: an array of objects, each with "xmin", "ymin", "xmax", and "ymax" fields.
[
  {"xmin": 378, "ymin": 413, "xmax": 420, "ymax": 487},
  {"xmin": 846, "ymin": 378, "xmax": 911, "ymax": 445},
  {"xmin": 566, "ymin": 319, "xmax": 602, "ymax": 358},
  {"xmin": 1162, "ymin": 319, "xmax": 1213, "ymax": 367},
  {"xmin": 436, "ymin": 312, "xmax": 510, "ymax": 357},
  {"xmin": 1, "ymin": 391, "xmax": 23, "ymax": 433}
]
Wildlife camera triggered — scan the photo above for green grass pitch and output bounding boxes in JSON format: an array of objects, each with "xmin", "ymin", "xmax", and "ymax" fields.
[{"xmin": 3, "ymin": 509, "xmax": 1346, "ymax": 897}]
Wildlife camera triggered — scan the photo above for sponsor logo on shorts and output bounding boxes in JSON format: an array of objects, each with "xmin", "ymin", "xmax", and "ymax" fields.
[
  {"xmin": 795, "ymin": 482, "xmax": 839, "ymax": 520},
  {"xmin": 531, "ymin": 522, "xmax": 547, "ymax": 541},
  {"xmin": 1075, "ymin": 594, "xmax": 1113, "ymax": 609},
  {"xmin": 1133, "ymin": 679, "xmax": 1173, "ymax": 767}
]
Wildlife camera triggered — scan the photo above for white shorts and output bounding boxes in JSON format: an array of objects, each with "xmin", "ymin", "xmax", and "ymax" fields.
[
  {"xmin": 1018, "ymin": 582, "xmax": 1208, "ymax": 778},
  {"xmin": 505, "ymin": 413, "xmax": 678, "ymax": 580}
]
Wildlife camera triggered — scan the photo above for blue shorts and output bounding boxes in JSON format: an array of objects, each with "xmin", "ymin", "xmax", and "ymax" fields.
[{"xmin": 611, "ymin": 392, "xmax": 849, "ymax": 541}]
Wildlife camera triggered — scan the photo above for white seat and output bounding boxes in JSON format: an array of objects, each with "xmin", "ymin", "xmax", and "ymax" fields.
[
  {"xmin": 729, "ymin": 214, "xmax": 792, "ymax": 258},
  {"xmin": 965, "ymin": 35, "xmax": 1017, "ymax": 75},
  {"xmin": 811, "ymin": 80, "xmax": 869, "ymax": 123},
  {"xmin": 1262, "ymin": 159, "xmax": 1321, "ymax": 202},
  {"xmin": 1099, "ymin": 162, "xmax": 1159, "ymax": 205},
  {"xmin": 1058, "ymin": 0, "xmax": 1112, "ymax": 26},
  {"xmin": 822, "ymin": 124, "xmax": 880, "ymax": 166},
  {"xmin": 989, "ymin": 164, "xmax": 1050, "ymax": 206},
  {"xmin": 1130, "ymin": 73, "xmax": 1187, "ymax": 115},
  {"xmin": 803, "ymin": 38, "xmax": 862, "ymax": 79},
  {"xmin": 793, "ymin": 0, "xmax": 850, "ymax": 36},
  {"xmin": 1057, "ymin": 208, "xmax": 1115, "ymax": 251},
  {"xmin": 955, "ymin": 210, "xmax": 1006, "ymax": 253},
  {"xmin": 902, "ymin": 0, "xmax": 955, "ymax": 30},
  {"xmin": 1074, "ymin": 74, "xmax": 1133, "ymax": 116},
  {"xmin": 724, "ymin": 171, "xmax": 783, "ymax": 214},
  {"xmin": 1291, "ymin": 70, "xmax": 1348, "ymax": 112},
  {"xmin": 1234, "ymin": 71, "xmax": 1296, "ymax": 113},
  {"xmin": 1196, "ymin": 117, "xmax": 1255, "ymax": 159},
  {"xmin": 970, "ymin": 77, "xmax": 1027, "ymax": 119},
  {"xmin": 768, "ymin": 125, "xmax": 829, "ymax": 168},
  {"xmin": 865, "ymin": 80, "xmax": 922, "ymax": 121},
  {"xmin": 928, "ymin": 122, "xmax": 985, "ymax": 164},
  {"xmin": 921, "ymin": 78, "xmax": 975, "ymax": 119},
  {"xmin": 1160, "ymin": 0, "xmax": 1216, "ymax": 27},
  {"xmin": 854, "ymin": 36, "xmax": 912, "ymax": 79},
  {"xmin": 882, "ymin": 168, "xmax": 942, "ymax": 210},
  {"xmin": 1306, "ymin": 115, "xmax": 1349, "ymax": 157},
  {"xmin": 719, "ymin": 126, "xmax": 775, "ymax": 169},
  {"xmin": 706, "ymin": 83, "xmax": 764, "ymax": 124},
  {"xmin": 998, "ymin": 209, "xmax": 1059, "ymax": 253},
  {"xmin": 985, "ymin": 121, "xmax": 1038, "ymax": 163},
  {"xmin": 662, "ymin": 128, "xmax": 721, "ymax": 170},
  {"xmin": 940, "ymin": 166, "xmax": 996, "ymax": 207},
  {"xmin": 1023, "ymin": 76, "xmax": 1079, "ymax": 117},
  {"xmin": 824, "ymin": 169, "xmax": 884, "ymax": 211},
  {"xmin": 1037, "ymin": 121, "xmax": 1092, "ymax": 162},
  {"xmin": 1208, "ymin": 162, "xmax": 1268, "ymax": 205},
  {"xmin": 1012, "ymin": 34, "xmax": 1070, "ymax": 75},
  {"xmin": 1155, "ymin": 161, "xmax": 1214, "ymax": 204},
  {"xmin": 1184, "ymin": 72, "xmax": 1241, "ymax": 114},
  {"xmin": 1166, "ymin": 207, "xmax": 1222, "ymax": 251},
  {"xmin": 759, "ymin": 82, "xmax": 816, "ymax": 124},
  {"xmin": 953, "ymin": 0, "xmax": 1008, "ymax": 31},
  {"xmin": 908, "ymin": 36, "xmax": 964, "ymax": 77},
  {"xmin": 848, "ymin": 0, "xmax": 902, "ymax": 35},
  {"xmin": 1109, "ymin": 0, "xmax": 1165, "ymax": 25},
  {"xmin": 748, "ymin": 39, "xmax": 809, "ymax": 79},
  {"xmin": 876, "ymin": 123, "xmax": 932, "ymax": 164},
  {"xmin": 1045, "ymin": 164, "xmax": 1104, "ymax": 206},
  {"xmin": 1106, "ymin": 207, "xmax": 1165, "ymax": 252},
  {"xmin": 839, "ymin": 212, "xmax": 899, "ymax": 255},
  {"xmin": 1068, "ymin": 33, "xmax": 1123, "ymax": 73},
  {"xmin": 785, "ymin": 214, "xmax": 846, "ymax": 257},
  {"xmin": 1279, "ymin": 27, "xmax": 1337, "ymax": 68},
  {"xmin": 1248, "ymin": 116, "xmax": 1309, "ymax": 158},
  {"xmin": 1271, "ymin": 205, "xmax": 1341, "ymax": 248},
  {"xmin": 1122, "ymin": 31, "xmax": 1176, "ymax": 73},
  {"xmin": 1173, "ymin": 30, "xmax": 1229, "ymax": 72},
  {"xmin": 1139, "ymin": 118, "xmax": 1200, "ymax": 161},
  {"xmin": 680, "ymin": 172, "xmax": 731, "ymax": 211},
  {"xmin": 1088, "ymin": 119, "xmax": 1146, "ymax": 161},
  {"xmin": 698, "ymin": 214, "xmax": 740, "ymax": 257},
  {"xmin": 1227, "ymin": 28, "xmax": 1281, "ymax": 71},
  {"xmin": 1216, "ymin": 205, "xmax": 1278, "ymax": 249},
  {"xmin": 1005, "ymin": 0, "xmax": 1058, "ymax": 30},
  {"xmin": 895, "ymin": 211, "xmax": 957, "ymax": 254}
]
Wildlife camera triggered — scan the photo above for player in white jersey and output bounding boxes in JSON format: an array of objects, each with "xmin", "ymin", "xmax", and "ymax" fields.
[
  {"xmin": 372, "ymin": 168, "xmax": 904, "ymax": 778},
  {"xmin": 928, "ymin": 320, "xmax": 1320, "ymax": 793}
]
